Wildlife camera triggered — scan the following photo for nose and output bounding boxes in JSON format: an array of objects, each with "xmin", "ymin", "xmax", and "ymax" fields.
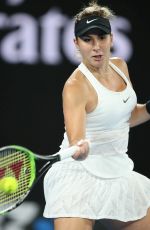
[{"xmin": 93, "ymin": 39, "xmax": 100, "ymax": 51}]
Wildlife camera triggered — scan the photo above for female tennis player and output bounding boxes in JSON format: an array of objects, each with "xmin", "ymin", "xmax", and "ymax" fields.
[{"xmin": 43, "ymin": 1, "xmax": 150, "ymax": 229}]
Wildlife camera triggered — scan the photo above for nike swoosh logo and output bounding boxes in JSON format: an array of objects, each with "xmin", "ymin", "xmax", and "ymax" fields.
[
  {"xmin": 86, "ymin": 19, "xmax": 98, "ymax": 24},
  {"xmin": 123, "ymin": 96, "xmax": 130, "ymax": 103}
]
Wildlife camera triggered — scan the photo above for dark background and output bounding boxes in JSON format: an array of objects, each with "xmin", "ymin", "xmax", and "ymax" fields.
[{"xmin": 0, "ymin": 1, "xmax": 149, "ymax": 229}]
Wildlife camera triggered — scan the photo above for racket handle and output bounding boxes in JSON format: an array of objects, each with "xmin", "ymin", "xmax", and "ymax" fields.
[{"xmin": 58, "ymin": 146, "xmax": 79, "ymax": 160}]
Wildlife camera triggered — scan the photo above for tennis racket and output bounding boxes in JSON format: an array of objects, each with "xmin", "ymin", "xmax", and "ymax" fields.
[{"xmin": 0, "ymin": 144, "xmax": 78, "ymax": 215}]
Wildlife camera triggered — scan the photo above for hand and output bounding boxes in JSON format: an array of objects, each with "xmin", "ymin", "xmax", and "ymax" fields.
[{"xmin": 72, "ymin": 139, "xmax": 90, "ymax": 160}]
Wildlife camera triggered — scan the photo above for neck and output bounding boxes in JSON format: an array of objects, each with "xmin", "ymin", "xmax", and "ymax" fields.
[{"xmin": 82, "ymin": 60, "xmax": 110, "ymax": 77}]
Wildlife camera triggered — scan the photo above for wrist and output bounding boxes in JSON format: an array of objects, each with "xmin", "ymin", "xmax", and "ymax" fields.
[{"xmin": 146, "ymin": 100, "xmax": 150, "ymax": 114}]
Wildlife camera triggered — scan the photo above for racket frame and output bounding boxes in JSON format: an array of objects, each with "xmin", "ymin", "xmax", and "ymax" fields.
[{"xmin": 0, "ymin": 144, "xmax": 77, "ymax": 215}]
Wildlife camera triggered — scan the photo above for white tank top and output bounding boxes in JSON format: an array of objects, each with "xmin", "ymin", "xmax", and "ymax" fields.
[{"xmin": 60, "ymin": 61, "xmax": 137, "ymax": 178}]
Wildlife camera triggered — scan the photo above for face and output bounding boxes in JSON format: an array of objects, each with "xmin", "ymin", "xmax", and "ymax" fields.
[{"xmin": 74, "ymin": 33, "xmax": 113, "ymax": 68}]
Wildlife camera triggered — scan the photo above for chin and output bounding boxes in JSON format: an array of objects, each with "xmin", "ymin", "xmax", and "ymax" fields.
[{"xmin": 91, "ymin": 59, "xmax": 103, "ymax": 68}]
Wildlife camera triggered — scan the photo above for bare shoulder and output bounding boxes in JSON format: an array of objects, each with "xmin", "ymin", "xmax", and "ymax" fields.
[
  {"xmin": 110, "ymin": 57, "xmax": 130, "ymax": 79},
  {"xmin": 63, "ymin": 68, "xmax": 88, "ymax": 102}
]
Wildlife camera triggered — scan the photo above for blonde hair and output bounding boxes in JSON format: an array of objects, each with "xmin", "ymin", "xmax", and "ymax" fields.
[{"xmin": 74, "ymin": 1, "xmax": 115, "ymax": 22}]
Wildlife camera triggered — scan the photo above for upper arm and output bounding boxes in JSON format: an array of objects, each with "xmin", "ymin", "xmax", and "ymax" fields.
[
  {"xmin": 129, "ymin": 103, "xmax": 150, "ymax": 127},
  {"xmin": 62, "ymin": 75, "xmax": 88, "ymax": 145}
]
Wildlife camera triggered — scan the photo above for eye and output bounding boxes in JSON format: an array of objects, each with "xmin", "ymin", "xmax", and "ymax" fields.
[
  {"xmin": 98, "ymin": 34, "xmax": 108, "ymax": 40},
  {"xmin": 80, "ymin": 36, "xmax": 91, "ymax": 42}
]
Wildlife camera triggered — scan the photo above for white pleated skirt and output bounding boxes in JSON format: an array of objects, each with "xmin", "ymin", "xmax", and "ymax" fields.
[{"xmin": 43, "ymin": 160, "xmax": 150, "ymax": 222}]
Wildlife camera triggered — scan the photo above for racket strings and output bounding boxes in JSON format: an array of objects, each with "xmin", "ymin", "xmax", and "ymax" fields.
[{"xmin": 0, "ymin": 148, "xmax": 35, "ymax": 213}]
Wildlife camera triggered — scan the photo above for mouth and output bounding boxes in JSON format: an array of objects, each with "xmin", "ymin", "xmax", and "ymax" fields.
[{"xmin": 92, "ymin": 55, "xmax": 103, "ymax": 61}]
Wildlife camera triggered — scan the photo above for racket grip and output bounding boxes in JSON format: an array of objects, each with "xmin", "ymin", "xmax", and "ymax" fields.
[{"xmin": 59, "ymin": 146, "xmax": 79, "ymax": 160}]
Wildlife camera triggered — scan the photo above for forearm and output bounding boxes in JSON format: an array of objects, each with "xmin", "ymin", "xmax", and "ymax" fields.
[
  {"xmin": 65, "ymin": 115, "xmax": 90, "ymax": 160},
  {"xmin": 129, "ymin": 102, "xmax": 150, "ymax": 127},
  {"xmin": 65, "ymin": 112, "xmax": 87, "ymax": 144}
]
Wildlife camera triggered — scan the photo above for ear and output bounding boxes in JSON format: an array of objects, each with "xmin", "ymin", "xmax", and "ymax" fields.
[
  {"xmin": 74, "ymin": 37, "xmax": 79, "ymax": 49},
  {"xmin": 110, "ymin": 33, "xmax": 113, "ymax": 48}
]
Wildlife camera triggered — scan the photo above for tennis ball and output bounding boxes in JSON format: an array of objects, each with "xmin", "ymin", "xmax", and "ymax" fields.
[{"xmin": 0, "ymin": 177, "xmax": 18, "ymax": 194}]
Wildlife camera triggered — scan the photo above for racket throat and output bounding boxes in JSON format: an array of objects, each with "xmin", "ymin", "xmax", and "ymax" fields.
[{"xmin": 39, "ymin": 155, "xmax": 60, "ymax": 174}]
